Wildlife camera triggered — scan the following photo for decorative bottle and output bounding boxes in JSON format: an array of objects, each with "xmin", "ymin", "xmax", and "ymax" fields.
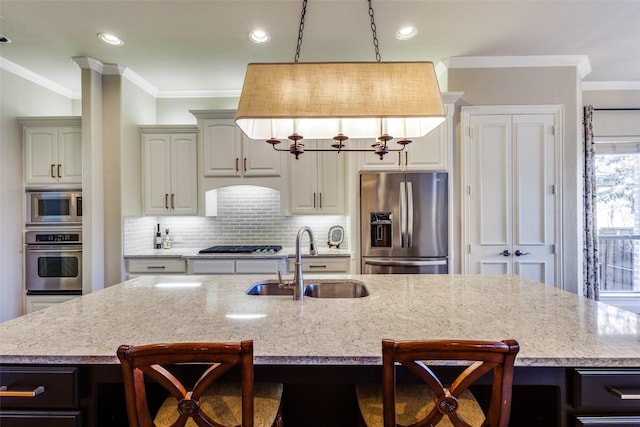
[{"xmin": 155, "ymin": 224, "xmax": 162, "ymax": 249}]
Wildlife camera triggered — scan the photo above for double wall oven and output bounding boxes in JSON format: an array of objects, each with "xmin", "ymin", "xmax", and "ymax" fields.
[{"xmin": 25, "ymin": 190, "xmax": 83, "ymax": 295}]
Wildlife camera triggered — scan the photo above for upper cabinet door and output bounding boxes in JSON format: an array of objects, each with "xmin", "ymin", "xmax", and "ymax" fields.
[
  {"xmin": 404, "ymin": 122, "xmax": 447, "ymax": 171},
  {"xmin": 141, "ymin": 127, "xmax": 198, "ymax": 216},
  {"xmin": 23, "ymin": 123, "xmax": 82, "ymax": 186},
  {"xmin": 242, "ymin": 135, "xmax": 282, "ymax": 177},
  {"xmin": 56, "ymin": 127, "xmax": 83, "ymax": 184},
  {"xmin": 202, "ymin": 119, "xmax": 242, "ymax": 177},
  {"xmin": 142, "ymin": 134, "xmax": 172, "ymax": 215},
  {"xmin": 169, "ymin": 134, "xmax": 198, "ymax": 215}
]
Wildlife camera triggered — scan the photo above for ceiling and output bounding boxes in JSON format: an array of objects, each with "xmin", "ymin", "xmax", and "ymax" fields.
[{"xmin": 1, "ymin": 0, "xmax": 639, "ymax": 98}]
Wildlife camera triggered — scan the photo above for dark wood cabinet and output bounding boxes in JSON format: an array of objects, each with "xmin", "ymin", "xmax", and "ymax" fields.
[
  {"xmin": 572, "ymin": 369, "xmax": 640, "ymax": 426},
  {"xmin": 0, "ymin": 366, "xmax": 81, "ymax": 425}
]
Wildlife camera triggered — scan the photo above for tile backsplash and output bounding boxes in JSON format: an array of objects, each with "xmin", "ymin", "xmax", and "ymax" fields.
[{"xmin": 124, "ymin": 185, "xmax": 348, "ymax": 253}]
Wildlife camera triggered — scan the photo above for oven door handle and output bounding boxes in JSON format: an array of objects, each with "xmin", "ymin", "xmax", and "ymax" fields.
[{"xmin": 26, "ymin": 247, "xmax": 82, "ymax": 253}]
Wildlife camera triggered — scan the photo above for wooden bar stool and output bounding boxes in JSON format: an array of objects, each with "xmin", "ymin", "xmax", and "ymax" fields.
[
  {"xmin": 356, "ymin": 339, "xmax": 520, "ymax": 427},
  {"xmin": 117, "ymin": 340, "xmax": 283, "ymax": 427}
]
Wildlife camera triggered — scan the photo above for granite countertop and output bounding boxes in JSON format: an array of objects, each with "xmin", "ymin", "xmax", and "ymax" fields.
[
  {"xmin": 1, "ymin": 274, "xmax": 639, "ymax": 367},
  {"xmin": 124, "ymin": 247, "xmax": 351, "ymax": 259}
]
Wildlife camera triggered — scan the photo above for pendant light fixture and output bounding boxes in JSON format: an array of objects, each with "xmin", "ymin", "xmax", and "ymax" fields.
[{"xmin": 235, "ymin": 0, "xmax": 445, "ymax": 159}]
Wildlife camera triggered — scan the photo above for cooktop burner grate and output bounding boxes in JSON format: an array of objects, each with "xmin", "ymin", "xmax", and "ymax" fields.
[{"xmin": 199, "ymin": 245, "xmax": 283, "ymax": 254}]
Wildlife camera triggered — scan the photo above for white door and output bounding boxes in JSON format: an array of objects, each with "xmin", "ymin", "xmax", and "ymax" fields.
[
  {"xmin": 24, "ymin": 127, "xmax": 58, "ymax": 184},
  {"xmin": 464, "ymin": 110, "xmax": 559, "ymax": 285},
  {"xmin": 142, "ymin": 134, "xmax": 172, "ymax": 214},
  {"xmin": 170, "ymin": 134, "xmax": 198, "ymax": 215},
  {"xmin": 317, "ymin": 145, "xmax": 346, "ymax": 214},
  {"xmin": 57, "ymin": 127, "xmax": 82, "ymax": 184}
]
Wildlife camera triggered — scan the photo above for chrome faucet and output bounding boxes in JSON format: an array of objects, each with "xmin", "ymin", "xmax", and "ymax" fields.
[{"xmin": 279, "ymin": 226, "xmax": 318, "ymax": 300}]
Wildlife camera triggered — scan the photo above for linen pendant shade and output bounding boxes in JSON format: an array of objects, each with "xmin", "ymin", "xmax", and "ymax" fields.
[{"xmin": 235, "ymin": 61, "xmax": 446, "ymax": 141}]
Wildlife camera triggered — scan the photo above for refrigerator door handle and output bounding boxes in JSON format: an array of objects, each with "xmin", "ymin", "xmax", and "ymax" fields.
[
  {"xmin": 406, "ymin": 181, "xmax": 414, "ymax": 248},
  {"xmin": 399, "ymin": 181, "xmax": 407, "ymax": 248},
  {"xmin": 364, "ymin": 258, "xmax": 447, "ymax": 267}
]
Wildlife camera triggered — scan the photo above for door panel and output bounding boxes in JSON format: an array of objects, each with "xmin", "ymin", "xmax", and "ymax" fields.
[
  {"xmin": 465, "ymin": 111, "xmax": 558, "ymax": 286},
  {"xmin": 468, "ymin": 115, "xmax": 512, "ymax": 272}
]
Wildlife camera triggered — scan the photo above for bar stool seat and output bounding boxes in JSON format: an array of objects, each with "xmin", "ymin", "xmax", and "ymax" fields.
[
  {"xmin": 154, "ymin": 382, "xmax": 283, "ymax": 427},
  {"xmin": 356, "ymin": 339, "xmax": 519, "ymax": 427},
  {"xmin": 117, "ymin": 340, "xmax": 283, "ymax": 427},
  {"xmin": 356, "ymin": 383, "xmax": 485, "ymax": 426}
]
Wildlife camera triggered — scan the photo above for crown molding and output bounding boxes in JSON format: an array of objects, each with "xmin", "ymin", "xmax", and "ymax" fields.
[
  {"xmin": 157, "ymin": 89, "xmax": 241, "ymax": 98},
  {"xmin": 444, "ymin": 55, "xmax": 592, "ymax": 79},
  {"xmin": 0, "ymin": 56, "xmax": 76, "ymax": 99},
  {"xmin": 582, "ymin": 81, "xmax": 640, "ymax": 91}
]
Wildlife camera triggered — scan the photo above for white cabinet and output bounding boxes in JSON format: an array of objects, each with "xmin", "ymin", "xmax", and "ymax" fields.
[
  {"xmin": 357, "ymin": 125, "xmax": 446, "ymax": 171},
  {"xmin": 190, "ymin": 258, "xmax": 285, "ymax": 274},
  {"xmin": 289, "ymin": 139, "xmax": 346, "ymax": 214},
  {"xmin": 20, "ymin": 117, "xmax": 82, "ymax": 186},
  {"xmin": 357, "ymin": 95, "xmax": 458, "ymax": 172},
  {"xmin": 197, "ymin": 112, "xmax": 281, "ymax": 178},
  {"xmin": 126, "ymin": 257, "xmax": 188, "ymax": 275},
  {"xmin": 461, "ymin": 106, "xmax": 562, "ymax": 286},
  {"xmin": 286, "ymin": 256, "xmax": 350, "ymax": 274},
  {"xmin": 25, "ymin": 295, "xmax": 79, "ymax": 314},
  {"xmin": 140, "ymin": 126, "xmax": 198, "ymax": 215}
]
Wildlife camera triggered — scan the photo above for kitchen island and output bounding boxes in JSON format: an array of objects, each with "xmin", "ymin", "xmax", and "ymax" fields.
[{"xmin": 1, "ymin": 274, "xmax": 639, "ymax": 426}]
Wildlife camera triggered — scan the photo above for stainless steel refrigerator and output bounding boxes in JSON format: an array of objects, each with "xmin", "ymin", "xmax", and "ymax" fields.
[{"xmin": 360, "ymin": 172, "xmax": 448, "ymax": 274}]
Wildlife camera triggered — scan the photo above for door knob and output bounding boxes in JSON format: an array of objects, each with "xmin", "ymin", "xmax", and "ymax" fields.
[
  {"xmin": 500, "ymin": 250, "xmax": 511, "ymax": 257},
  {"xmin": 515, "ymin": 250, "xmax": 531, "ymax": 256}
]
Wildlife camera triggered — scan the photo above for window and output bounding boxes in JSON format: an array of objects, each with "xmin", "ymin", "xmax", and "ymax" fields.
[{"xmin": 595, "ymin": 138, "xmax": 640, "ymax": 303}]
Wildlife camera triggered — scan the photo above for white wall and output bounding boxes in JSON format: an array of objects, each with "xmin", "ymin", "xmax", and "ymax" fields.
[
  {"xmin": 448, "ymin": 66, "xmax": 582, "ymax": 293},
  {"xmin": 0, "ymin": 69, "xmax": 74, "ymax": 321}
]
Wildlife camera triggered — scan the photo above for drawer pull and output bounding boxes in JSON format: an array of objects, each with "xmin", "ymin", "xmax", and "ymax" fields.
[
  {"xmin": 147, "ymin": 265, "xmax": 167, "ymax": 270},
  {"xmin": 0, "ymin": 385, "xmax": 45, "ymax": 397},
  {"xmin": 309, "ymin": 265, "xmax": 327, "ymax": 269},
  {"xmin": 609, "ymin": 387, "xmax": 640, "ymax": 400}
]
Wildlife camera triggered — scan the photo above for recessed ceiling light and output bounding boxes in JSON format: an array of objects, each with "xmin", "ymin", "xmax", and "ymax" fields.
[
  {"xmin": 396, "ymin": 26, "xmax": 418, "ymax": 41},
  {"xmin": 98, "ymin": 32, "xmax": 124, "ymax": 46},
  {"xmin": 248, "ymin": 30, "xmax": 270, "ymax": 44}
]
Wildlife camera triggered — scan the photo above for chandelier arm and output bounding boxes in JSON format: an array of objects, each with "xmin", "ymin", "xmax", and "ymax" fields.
[{"xmin": 294, "ymin": 0, "xmax": 308, "ymax": 63}]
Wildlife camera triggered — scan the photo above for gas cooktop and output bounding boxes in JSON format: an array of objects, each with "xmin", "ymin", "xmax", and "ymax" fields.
[{"xmin": 198, "ymin": 245, "xmax": 283, "ymax": 255}]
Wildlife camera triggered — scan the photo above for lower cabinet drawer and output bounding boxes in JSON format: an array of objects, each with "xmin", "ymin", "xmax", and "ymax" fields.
[
  {"xmin": 573, "ymin": 369, "xmax": 640, "ymax": 410},
  {"xmin": 0, "ymin": 366, "xmax": 78, "ymax": 409},
  {"xmin": 287, "ymin": 257, "xmax": 349, "ymax": 273},
  {"xmin": 127, "ymin": 258, "xmax": 187, "ymax": 274},
  {"xmin": 575, "ymin": 416, "xmax": 640, "ymax": 426},
  {"xmin": 191, "ymin": 259, "xmax": 235, "ymax": 274},
  {"xmin": 0, "ymin": 410, "xmax": 82, "ymax": 427}
]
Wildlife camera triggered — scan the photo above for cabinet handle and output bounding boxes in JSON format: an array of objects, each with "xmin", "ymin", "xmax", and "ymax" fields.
[
  {"xmin": 0, "ymin": 385, "xmax": 45, "ymax": 397},
  {"xmin": 404, "ymin": 152, "xmax": 408, "ymax": 166},
  {"xmin": 244, "ymin": 158, "xmax": 247, "ymax": 172},
  {"xmin": 319, "ymin": 193, "xmax": 322, "ymax": 208},
  {"xmin": 165, "ymin": 194, "xmax": 169, "ymax": 209},
  {"xmin": 397, "ymin": 152, "xmax": 401, "ymax": 166},
  {"xmin": 171, "ymin": 194, "xmax": 175, "ymax": 209},
  {"xmin": 309, "ymin": 265, "xmax": 327, "ymax": 269},
  {"xmin": 235, "ymin": 158, "xmax": 239, "ymax": 172},
  {"xmin": 57, "ymin": 164, "xmax": 62, "ymax": 178},
  {"xmin": 609, "ymin": 387, "xmax": 640, "ymax": 400},
  {"xmin": 313, "ymin": 193, "xmax": 316, "ymax": 208},
  {"xmin": 50, "ymin": 164, "xmax": 56, "ymax": 178},
  {"xmin": 147, "ymin": 265, "xmax": 167, "ymax": 270}
]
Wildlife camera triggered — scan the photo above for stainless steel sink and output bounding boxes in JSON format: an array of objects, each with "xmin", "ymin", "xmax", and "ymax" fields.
[
  {"xmin": 245, "ymin": 280, "xmax": 293, "ymax": 296},
  {"xmin": 245, "ymin": 279, "xmax": 369, "ymax": 298},
  {"xmin": 304, "ymin": 280, "xmax": 369, "ymax": 298}
]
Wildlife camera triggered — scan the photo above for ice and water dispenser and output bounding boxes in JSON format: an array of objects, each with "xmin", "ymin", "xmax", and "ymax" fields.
[{"xmin": 369, "ymin": 212, "xmax": 392, "ymax": 248}]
